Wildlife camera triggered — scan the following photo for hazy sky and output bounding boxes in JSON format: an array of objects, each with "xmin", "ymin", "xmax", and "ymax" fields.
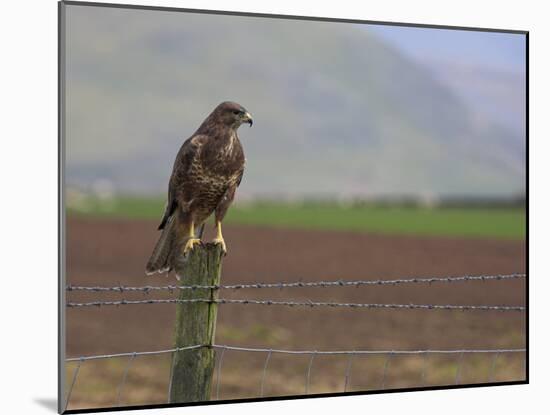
[
  {"xmin": 368, "ymin": 25, "xmax": 525, "ymax": 72},
  {"xmin": 64, "ymin": 4, "xmax": 526, "ymax": 198},
  {"xmin": 368, "ymin": 25, "xmax": 526, "ymax": 134}
]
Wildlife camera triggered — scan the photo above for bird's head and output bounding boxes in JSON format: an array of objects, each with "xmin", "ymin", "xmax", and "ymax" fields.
[{"xmin": 214, "ymin": 101, "xmax": 253, "ymax": 129}]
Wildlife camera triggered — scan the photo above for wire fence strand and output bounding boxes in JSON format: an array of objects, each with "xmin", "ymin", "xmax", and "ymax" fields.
[
  {"xmin": 167, "ymin": 351, "xmax": 177, "ymax": 403},
  {"xmin": 343, "ymin": 352, "xmax": 355, "ymax": 392},
  {"xmin": 66, "ymin": 344, "xmax": 204, "ymax": 362},
  {"xmin": 64, "ymin": 358, "xmax": 83, "ymax": 412},
  {"xmin": 66, "ymin": 297, "xmax": 525, "ymax": 311},
  {"xmin": 381, "ymin": 352, "xmax": 393, "ymax": 389},
  {"xmin": 454, "ymin": 351, "xmax": 465, "ymax": 385},
  {"xmin": 489, "ymin": 351, "xmax": 501, "ymax": 382},
  {"xmin": 63, "ymin": 271, "xmax": 526, "ymax": 404},
  {"xmin": 420, "ymin": 351, "xmax": 429, "ymax": 385},
  {"xmin": 66, "ymin": 273, "xmax": 526, "ymax": 293},
  {"xmin": 116, "ymin": 352, "xmax": 136, "ymax": 406},
  {"xmin": 215, "ymin": 346, "xmax": 226, "ymax": 400},
  {"xmin": 305, "ymin": 352, "xmax": 316, "ymax": 394},
  {"xmin": 63, "ymin": 344, "xmax": 525, "ymax": 408},
  {"xmin": 66, "ymin": 344, "xmax": 526, "ymax": 362},
  {"xmin": 260, "ymin": 349, "xmax": 272, "ymax": 397}
]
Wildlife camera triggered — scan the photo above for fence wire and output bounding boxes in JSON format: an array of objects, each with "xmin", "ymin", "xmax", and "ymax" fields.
[
  {"xmin": 115, "ymin": 352, "xmax": 136, "ymax": 406},
  {"xmin": 66, "ymin": 344, "xmax": 526, "ymax": 362},
  {"xmin": 66, "ymin": 297, "xmax": 525, "ymax": 311},
  {"xmin": 66, "ymin": 344, "xmax": 204, "ymax": 362},
  {"xmin": 64, "ymin": 344, "xmax": 525, "ymax": 409},
  {"xmin": 66, "ymin": 273, "xmax": 525, "ymax": 293},
  {"xmin": 63, "ymin": 272, "xmax": 526, "ymax": 408}
]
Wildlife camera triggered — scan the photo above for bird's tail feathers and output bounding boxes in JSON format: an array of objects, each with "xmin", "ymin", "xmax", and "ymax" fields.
[{"xmin": 145, "ymin": 215, "xmax": 177, "ymax": 276}]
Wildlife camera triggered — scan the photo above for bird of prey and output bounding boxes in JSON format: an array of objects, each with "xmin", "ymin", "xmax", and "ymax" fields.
[{"xmin": 145, "ymin": 101, "xmax": 252, "ymax": 275}]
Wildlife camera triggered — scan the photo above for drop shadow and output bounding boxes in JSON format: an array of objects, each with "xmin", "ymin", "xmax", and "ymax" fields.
[{"xmin": 34, "ymin": 398, "xmax": 58, "ymax": 412}]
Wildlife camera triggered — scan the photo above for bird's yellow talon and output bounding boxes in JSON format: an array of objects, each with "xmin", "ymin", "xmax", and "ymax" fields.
[
  {"xmin": 212, "ymin": 237, "xmax": 227, "ymax": 255},
  {"xmin": 213, "ymin": 221, "xmax": 227, "ymax": 255},
  {"xmin": 183, "ymin": 238, "xmax": 202, "ymax": 255}
]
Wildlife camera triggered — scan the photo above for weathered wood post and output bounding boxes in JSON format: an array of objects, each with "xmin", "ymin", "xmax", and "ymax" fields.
[{"xmin": 169, "ymin": 243, "xmax": 224, "ymax": 403}]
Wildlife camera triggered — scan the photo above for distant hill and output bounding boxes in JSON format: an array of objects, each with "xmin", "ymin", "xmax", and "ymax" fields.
[{"xmin": 65, "ymin": 6, "xmax": 525, "ymax": 198}]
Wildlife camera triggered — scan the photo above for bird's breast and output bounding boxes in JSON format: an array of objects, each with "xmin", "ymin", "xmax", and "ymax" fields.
[
  {"xmin": 179, "ymin": 135, "xmax": 244, "ymax": 210},
  {"xmin": 186, "ymin": 162, "xmax": 237, "ymax": 201}
]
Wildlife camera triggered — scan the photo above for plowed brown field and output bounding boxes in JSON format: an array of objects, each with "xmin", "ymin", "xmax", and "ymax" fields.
[{"xmin": 65, "ymin": 217, "xmax": 526, "ymax": 410}]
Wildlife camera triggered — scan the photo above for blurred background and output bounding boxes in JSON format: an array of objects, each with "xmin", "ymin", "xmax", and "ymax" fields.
[{"xmin": 63, "ymin": 3, "xmax": 526, "ymax": 411}]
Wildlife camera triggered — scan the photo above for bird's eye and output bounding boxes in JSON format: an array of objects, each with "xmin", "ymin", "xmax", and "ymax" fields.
[{"xmin": 233, "ymin": 110, "xmax": 240, "ymax": 115}]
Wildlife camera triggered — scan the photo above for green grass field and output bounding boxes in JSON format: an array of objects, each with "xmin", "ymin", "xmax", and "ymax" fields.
[{"xmin": 67, "ymin": 197, "xmax": 526, "ymax": 239}]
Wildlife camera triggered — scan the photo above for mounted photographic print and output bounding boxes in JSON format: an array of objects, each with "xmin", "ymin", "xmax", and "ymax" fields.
[{"xmin": 59, "ymin": 1, "xmax": 528, "ymax": 413}]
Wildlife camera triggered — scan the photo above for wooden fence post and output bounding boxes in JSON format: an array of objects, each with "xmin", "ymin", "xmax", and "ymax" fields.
[{"xmin": 169, "ymin": 243, "xmax": 224, "ymax": 403}]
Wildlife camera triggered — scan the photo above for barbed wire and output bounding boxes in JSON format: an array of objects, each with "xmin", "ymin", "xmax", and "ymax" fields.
[
  {"xmin": 65, "ymin": 297, "xmax": 525, "ymax": 311},
  {"xmin": 66, "ymin": 273, "xmax": 526, "ymax": 293},
  {"xmin": 64, "ymin": 271, "xmax": 527, "ymax": 409},
  {"xmin": 65, "ymin": 344, "xmax": 526, "ymax": 362}
]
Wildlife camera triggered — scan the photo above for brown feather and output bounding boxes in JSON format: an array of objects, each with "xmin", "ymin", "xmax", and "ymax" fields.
[{"xmin": 145, "ymin": 101, "xmax": 249, "ymax": 275}]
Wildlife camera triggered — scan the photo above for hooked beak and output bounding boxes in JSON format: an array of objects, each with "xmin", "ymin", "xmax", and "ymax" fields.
[{"xmin": 243, "ymin": 112, "xmax": 253, "ymax": 127}]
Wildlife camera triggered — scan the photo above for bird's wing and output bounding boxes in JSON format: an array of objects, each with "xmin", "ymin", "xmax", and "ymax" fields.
[
  {"xmin": 236, "ymin": 167, "xmax": 244, "ymax": 187},
  {"xmin": 157, "ymin": 196, "xmax": 177, "ymax": 230},
  {"xmin": 157, "ymin": 134, "xmax": 208, "ymax": 230}
]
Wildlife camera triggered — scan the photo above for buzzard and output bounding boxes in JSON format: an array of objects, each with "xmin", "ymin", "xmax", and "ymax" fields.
[{"xmin": 145, "ymin": 101, "xmax": 252, "ymax": 275}]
